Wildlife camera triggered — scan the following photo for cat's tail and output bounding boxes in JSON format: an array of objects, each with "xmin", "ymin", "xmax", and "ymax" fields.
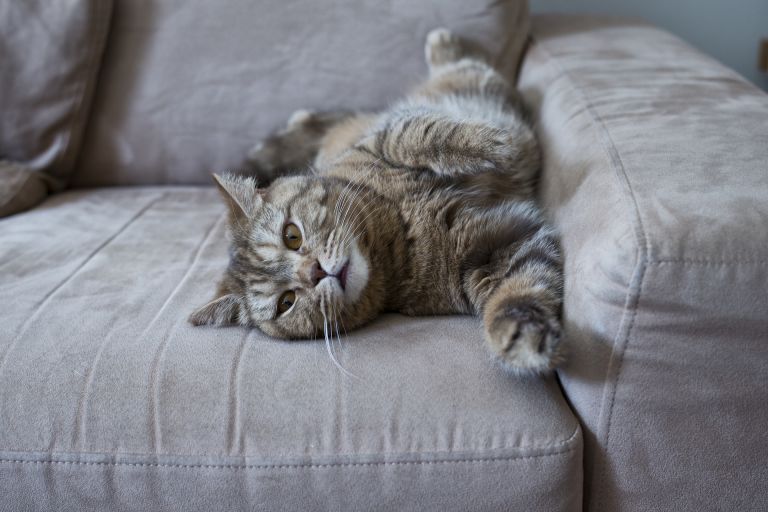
[{"xmin": 241, "ymin": 109, "xmax": 354, "ymax": 183}]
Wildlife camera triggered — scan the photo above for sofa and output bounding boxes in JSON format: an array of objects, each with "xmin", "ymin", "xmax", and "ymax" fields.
[{"xmin": 1, "ymin": 1, "xmax": 766, "ymax": 510}]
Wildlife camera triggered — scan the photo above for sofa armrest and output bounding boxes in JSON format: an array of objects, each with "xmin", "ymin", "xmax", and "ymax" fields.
[{"xmin": 519, "ymin": 14, "xmax": 768, "ymax": 512}]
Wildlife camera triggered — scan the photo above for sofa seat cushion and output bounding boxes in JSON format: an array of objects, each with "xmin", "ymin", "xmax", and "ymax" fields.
[{"xmin": 0, "ymin": 187, "xmax": 582, "ymax": 512}]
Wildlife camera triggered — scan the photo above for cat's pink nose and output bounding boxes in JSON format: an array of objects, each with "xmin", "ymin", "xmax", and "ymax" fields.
[{"xmin": 309, "ymin": 261, "xmax": 327, "ymax": 287}]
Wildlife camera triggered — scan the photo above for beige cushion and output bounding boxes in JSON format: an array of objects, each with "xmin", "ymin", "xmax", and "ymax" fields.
[
  {"xmin": 0, "ymin": 187, "xmax": 582, "ymax": 511},
  {"xmin": 0, "ymin": 0, "xmax": 112, "ymax": 216},
  {"xmin": 519, "ymin": 14, "xmax": 768, "ymax": 511},
  {"xmin": 72, "ymin": 0, "xmax": 530, "ymax": 187}
]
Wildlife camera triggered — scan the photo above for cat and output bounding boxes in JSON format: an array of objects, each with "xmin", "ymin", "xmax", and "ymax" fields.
[{"xmin": 190, "ymin": 29, "xmax": 564, "ymax": 374}]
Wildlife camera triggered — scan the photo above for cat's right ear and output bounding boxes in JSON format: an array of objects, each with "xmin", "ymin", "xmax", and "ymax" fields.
[
  {"xmin": 212, "ymin": 173, "xmax": 263, "ymax": 221},
  {"xmin": 188, "ymin": 293, "xmax": 245, "ymax": 327}
]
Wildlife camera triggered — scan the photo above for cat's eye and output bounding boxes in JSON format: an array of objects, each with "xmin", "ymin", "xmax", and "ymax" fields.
[
  {"xmin": 283, "ymin": 223, "xmax": 302, "ymax": 250},
  {"xmin": 277, "ymin": 290, "xmax": 296, "ymax": 315}
]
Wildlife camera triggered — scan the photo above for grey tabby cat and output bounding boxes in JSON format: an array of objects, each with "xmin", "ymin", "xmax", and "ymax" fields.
[{"xmin": 190, "ymin": 29, "xmax": 564, "ymax": 374}]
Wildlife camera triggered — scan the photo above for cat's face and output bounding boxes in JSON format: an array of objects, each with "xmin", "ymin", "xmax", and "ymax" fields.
[{"xmin": 190, "ymin": 174, "xmax": 384, "ymax": 339}]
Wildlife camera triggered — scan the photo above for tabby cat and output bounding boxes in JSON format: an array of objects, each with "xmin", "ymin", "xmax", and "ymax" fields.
[{"xmin": 190, "ymin": 29, "xmax": 564, "ymax": 374}]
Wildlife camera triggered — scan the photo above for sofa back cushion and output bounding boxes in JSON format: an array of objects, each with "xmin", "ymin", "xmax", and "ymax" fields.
[
  {"xmin": 71, "ymin": 0, "xmax": 529, "ymax": 187},
  {"xmin": 0, "ymin": 0, "xmax": 112, "ymax": 216}
]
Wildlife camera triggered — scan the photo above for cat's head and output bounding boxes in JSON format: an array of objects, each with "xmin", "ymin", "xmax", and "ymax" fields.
[{"xmin": 190, "ymin": 173, "xmax": 386, "ymax": 339}]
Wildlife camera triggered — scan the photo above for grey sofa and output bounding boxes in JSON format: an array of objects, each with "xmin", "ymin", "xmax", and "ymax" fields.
[{"xmin": 1, "ymin": 1, "xmax": 767, "ymax": 511}]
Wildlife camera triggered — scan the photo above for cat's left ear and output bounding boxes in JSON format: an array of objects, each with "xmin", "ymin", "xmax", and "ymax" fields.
[
  {"xmin": 212, "ymin": 173, "xmax": 264, "ymax": 221},
  {"xmin": 189, "ymin": 293, "xmax": 246, "ymax": 326}
]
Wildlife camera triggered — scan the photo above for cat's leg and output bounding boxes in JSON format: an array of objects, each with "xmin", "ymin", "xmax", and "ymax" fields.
[
  {"xmin": 245, "ymin": 109, "xmax": 353, "ymax": 182},
  {"xmin": 353, "ymin": 30, "xmax": 537, "ymax": 181},
  {"xmin": 420, "ymin": 28, "xmax": 525, "ymax": 107},
  {"xmin": 462, "ymin": 207, "xmax": 564, "ymax": 374}
]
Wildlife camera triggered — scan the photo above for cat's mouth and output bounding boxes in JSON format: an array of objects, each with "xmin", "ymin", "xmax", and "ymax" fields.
[{"xmin": 335, "ymin": 240, "xmax": 369, "ymax": 304}]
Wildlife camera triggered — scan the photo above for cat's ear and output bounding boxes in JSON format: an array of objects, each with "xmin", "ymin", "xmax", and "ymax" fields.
[
  {"xmin": 212, "ymin": 173, "xmax": 264, "ymax": 220},
  {"xmin": 188, "ymin": 293, "xmax": 245, "ymax": 326}
]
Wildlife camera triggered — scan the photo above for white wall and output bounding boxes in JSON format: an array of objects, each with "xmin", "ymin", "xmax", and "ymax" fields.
[{"xmin": 530, "ymin": 0, "xmax": 768, "ymax": 90}]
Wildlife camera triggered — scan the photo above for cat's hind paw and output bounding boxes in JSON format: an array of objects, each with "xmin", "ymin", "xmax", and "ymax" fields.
[
  {"xmin": 484, "ymin": 305, "xmax": 563, "ymax": 375},
  {"xmin": 425, "ymin": 28, "xmax": 467, "ymax": 69}
]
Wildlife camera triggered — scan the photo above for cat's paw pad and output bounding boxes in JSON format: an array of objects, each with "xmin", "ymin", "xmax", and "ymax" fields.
[
  {"xmin": 485, "ymin": 306, "xmax": 563, "ymax": 375},
  {"xmin": 425, "ymin": 28, "xmax": 466, "ymax": 68}
]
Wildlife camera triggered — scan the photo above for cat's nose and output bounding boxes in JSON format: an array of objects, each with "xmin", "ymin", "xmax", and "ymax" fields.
[{"xmin": 309, "ymin": 260, "xmax": 327, "ymax": 287}]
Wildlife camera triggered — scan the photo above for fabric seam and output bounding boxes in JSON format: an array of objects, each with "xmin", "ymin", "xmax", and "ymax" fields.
[
  {"xmin": 2, "ymin": 424, "xmax": 582, "ymax": 462},
  {"xmin": 650, "ymin": 258, "xmax": 767, "ymax": 266},
  {"xmin": 0, "ymin": 446, "xmax": 577, "ymax": 471}
]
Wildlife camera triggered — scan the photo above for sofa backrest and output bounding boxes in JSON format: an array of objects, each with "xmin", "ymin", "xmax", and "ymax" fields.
[
  {"xmin": 71, "ymin": 0, "xmax": 529, "ymax": 187},
  {"xmin": 0, "ymin": 0, "xmax": 112, "ymax": 215}
]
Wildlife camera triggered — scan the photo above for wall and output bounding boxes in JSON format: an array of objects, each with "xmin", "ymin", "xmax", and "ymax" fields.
[{"xmin": 530, "ymin": 0, "xmax": 768, "ymax": 90}]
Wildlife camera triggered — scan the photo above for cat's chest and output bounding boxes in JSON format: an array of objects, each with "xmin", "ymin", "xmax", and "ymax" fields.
[{"xmin": 393, "ymin": 193, "xmax": 475, "ymax": 315}]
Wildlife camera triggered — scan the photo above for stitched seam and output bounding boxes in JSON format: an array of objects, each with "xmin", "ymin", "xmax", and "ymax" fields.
[
  {"xmin": 530, "ymin": 39, "xmax": 651, "ymax": 511},
  {"xmin": 0, "ymin": 447, "xmax": 576, "ymax": 470},
  {"xmin": 0, "ymin": 424, "xmax": 582, "ymax": 460},
  {"xmin": 650, "ymin": 258, "xmax": 768, "ymax": 266}
]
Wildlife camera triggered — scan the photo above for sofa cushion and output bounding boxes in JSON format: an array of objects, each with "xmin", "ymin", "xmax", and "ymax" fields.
[
  {"xmin": 0, "ymin": 187, "xmax": 581, "ymax": 511},
  {"xmin": 0, "ymin": 0, "xmax": 112, "ymax": 216},
  {"xmin": 519, "ymin": 15, "xmax": 768, "ymax": 512},
  {"xmin": 71, "ymin": 0, "xmax": 530, "ymax": 187}
]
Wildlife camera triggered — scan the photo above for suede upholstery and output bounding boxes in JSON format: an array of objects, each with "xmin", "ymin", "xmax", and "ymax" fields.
[
  {"xmin": 519, "ymin": 15, "xmax": 768, "ymax": 511},
  {"xmin": 0, "ymin": 188, "xmax": 582, "ymax": 511},
  {"xmin": 2, "ymin": 7, "xmax": 767, "ymax": 511},
  {"xmin": 0, "ymin": 0, "xmax": 112, "ymax": 216}
]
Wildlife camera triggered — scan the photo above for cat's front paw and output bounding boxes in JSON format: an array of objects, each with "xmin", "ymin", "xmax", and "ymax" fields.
[{"xmin": 484, "ymin": 305, "xmax": 563, "ymax": 375}]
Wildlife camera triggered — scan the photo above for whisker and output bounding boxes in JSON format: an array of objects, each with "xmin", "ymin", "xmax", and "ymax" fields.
[
  {"xmin": 340, "ymin": 195, "xmax": 381, "ymax": 248},
  {"xmin": 320, "ymin": 293, "xmax": 355, "ymax": 378},
  {"xmin": 337, "ymin": 184, "xmax": 374, "ymax": 247},
  {"xmin": 334, "ymin": 178, "xmax": 356, "ymax": 223},
  {"xmin": 334, "ymin": 177, "xmax": 363, "ymax": 236},
  {"xmin": 336, "ymin": 179, "xmax": 367, "ymax": 236}
]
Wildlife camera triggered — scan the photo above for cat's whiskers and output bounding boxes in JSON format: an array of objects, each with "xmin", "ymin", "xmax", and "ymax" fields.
[
  {"xmin": 340, "ymin": 192, "xmax": 381, "ymax": 248},
  {"xmin": 333, "ymin": 176, "xmax": 364, "ymax": 236},
  {"xmin": 320, "ymin": 292, "xmax": 355, "ymax": 378},
  {"xmin": 335, "ymin": 157, "xmax": 381, "ymax": 248},
  {"xmin": 335, "ymin": 182, "xmax": 371, "ymax": 247},
  {"xmin": 331, "ymin": 300, "xmax": 343, "ymax": 354},
  {"xmin": 334, "ymin": 178, "xmax": 357, "ymax": 223},
  {"xmin": 337, "ymin": 169, "xmax": 372, "ymax": 228},
  {"xmin": 335, "ymin": 179, "xmax": 367, "ymax": 241}
]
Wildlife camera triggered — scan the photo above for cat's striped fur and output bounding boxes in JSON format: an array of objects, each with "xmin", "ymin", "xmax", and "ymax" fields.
[{"xmin": 191, "ymin": 29, "xmax": 564, "ymax": 374}]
